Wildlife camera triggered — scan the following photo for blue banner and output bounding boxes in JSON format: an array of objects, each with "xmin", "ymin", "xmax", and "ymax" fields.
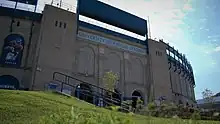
[
  {"xmin": 8, "ymin": 0, "xmax": 38, "ymax": 5},
  {"xmin": 0, "ymin": 34, "xmax": 24, "ymax": 67}
]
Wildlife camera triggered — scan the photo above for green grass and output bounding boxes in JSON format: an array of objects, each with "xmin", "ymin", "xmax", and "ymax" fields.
[{"xmin": 0, "ymin": 90, "xmax": 219, "ymax": 124}]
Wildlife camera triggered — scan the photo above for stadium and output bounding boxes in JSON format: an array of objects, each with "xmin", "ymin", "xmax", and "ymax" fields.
[{"xmin": 0, "ymin": 0, "xmax": 196, "ymax": 107}]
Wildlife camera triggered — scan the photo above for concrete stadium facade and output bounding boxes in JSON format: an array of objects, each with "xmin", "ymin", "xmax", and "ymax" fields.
[{"xmin": 0, "ymin": 4, "xmax": 196, "ymax": 106}]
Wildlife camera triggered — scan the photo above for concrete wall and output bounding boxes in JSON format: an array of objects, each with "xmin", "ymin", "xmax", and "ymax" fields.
[
  {"xmin": 0, "ymin": 14, "xmax": 40, "ymax": 88},
  {"xmin": 148, "ymin": 39, "xmax": 196, "ymax": 106},
  {"xmin": 167, "ymin": 51, "xmax": 196, "ymax": 106},
  {"xmin": 148, "ymin": 40, "xmax": 172, "ymax": 102},
  {"xmin": 32, "ymin": 5, "xmax": 77, "ymax": 90},
  {"xmin": 76, "ymin": 27, "xmax": 151, "ymax": 103},
  {"xmin": 32, "ymin": 5, "xmax": 151, "ymax": 103},
  {"xmin": 0, "ymin": 5, "xmax": 196, "ymax": 106}
]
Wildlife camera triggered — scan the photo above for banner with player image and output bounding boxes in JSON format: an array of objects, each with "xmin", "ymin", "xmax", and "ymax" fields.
[{"xmin": 0, "ymin": 34, "xmax": 24, "ymax": 67}]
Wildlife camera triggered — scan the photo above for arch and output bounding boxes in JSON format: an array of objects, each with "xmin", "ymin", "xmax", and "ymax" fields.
[
  {"xmin": 131, "ymin": 90, "xmax": 144, "ymax": 108},
  {"xmin": 0, "ymin": 75, "xmax": 19, "ymax": 89},
  {"xmin": 0, "ymin": 34, "xmax": 25, "ymax": 67},
  {"xmin": 108, "ymin": 52, "xmax": 121, "ymax": 59},
  {"xmin": 179, "ymin": 100, "xmax": 183, "ymax": 105},
  {"xmin": 78, "ymin": 45, "xmax": 96, "ymax": 55},
  {"xmin": 77, "ymin": 46, "xmax": 95, "ymax": 75},
  {"xmin": 130, "ymin": 58, "xmax": 144, "ymax": 84},
  {"xmin": 132, "ymin": 90, "xmax": 143, "ymax": 99},
  {"xmin": 186, "ymin": 102, "xmax": 189, "ymax": 106},
  {"xmin": 104, "ymin": 52, "xmax": 121, "ymax": 78},
  {"xmin": 74, "ymin": 83, "xmax": 93, "ymax": 104}
]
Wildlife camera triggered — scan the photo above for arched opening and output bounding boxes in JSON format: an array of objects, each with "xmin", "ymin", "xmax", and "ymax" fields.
[
  {"xmin": 75, "ymin": 83, "xmax": 93, "ymax": 104},
  {"xmin": 104, "ymin": 53, "xmax": 120, "ymax": 78},
  {"xmin": 0, "ymin": 75, "xmax": 19, "ymax": 90},
  {"xmin": 132, "ymin": 90, "xmax": 143, "ymax": 108},
  {"xmin": 131, "ymin": 58, "xmax": 144, "ymax": 84},
  {"xmin": 77, "ymin": 47, "xmax": 95, "ymax": 75},
  {"xmin": 186, "ymin": 102, "xmax": 189, "ymax": 106}
]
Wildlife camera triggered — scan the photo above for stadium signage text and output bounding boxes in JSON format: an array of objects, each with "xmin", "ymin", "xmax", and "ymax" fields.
[
  {"xmin": 0, "ymin": 85, "xmax": 15, "ymax": 89},
  {"xmin": 78, "ymin": 31, "xmax": 146, "ymax": 55}
]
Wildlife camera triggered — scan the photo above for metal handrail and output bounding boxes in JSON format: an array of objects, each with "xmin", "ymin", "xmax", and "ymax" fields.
[
  {"xmin": 49, "ymin": 72, "xmax": 130, "ymax": 112},
  {"xmin": 52, "ymin": 72, "xmax": 122, "ymax": 96}
]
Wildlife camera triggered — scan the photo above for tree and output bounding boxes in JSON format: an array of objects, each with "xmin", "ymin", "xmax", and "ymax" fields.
[
  {"xmin": 103, "ymin": 71, "xmax": 119, "ymax": 106},
  {"xmin": 103, "ymin": 71, "xmax": 118, "ymax": 92},
  {"xmin": 202, "ymin": 88, "xmax": 215, "ymax": 110}
]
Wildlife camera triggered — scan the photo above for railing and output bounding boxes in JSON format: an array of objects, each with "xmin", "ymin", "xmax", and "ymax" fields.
[{"xmin": 45, "ymin": 72, "xmax": 130, "ymax": 112}]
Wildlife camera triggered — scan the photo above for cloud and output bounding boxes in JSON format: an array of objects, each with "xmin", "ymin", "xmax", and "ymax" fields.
[
  {"xmin": 214, "ymin": 46, "xmax": 220, "ymax": 52},
  {"xmin": 202, "ymin": 44, "xmax": 220, "ymax": 54},
  {"xmin": 183, "ymin": 3, "xmax": 193, "ymax": 11}
]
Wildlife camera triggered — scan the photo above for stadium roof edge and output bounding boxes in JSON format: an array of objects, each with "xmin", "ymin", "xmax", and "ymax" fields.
[
  {"xmin": 77, "ymin": 0, "xmax": 148, "ymax": 37},
  {"xmin": 0, "ymin": 6, "xmax": 42, "ymax": 22},
  {"xmin": 0, "ymin": 5, "xmax": 148, "ymax": 48},
  {"xmin": 78, "ymin": 21, "xmax": 147, "ymax": 46}
]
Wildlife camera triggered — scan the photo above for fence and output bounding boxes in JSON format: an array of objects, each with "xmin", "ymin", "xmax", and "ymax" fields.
[{"xmin": 45, "ymin": 72, "xmax": 130, "ymax": 112}]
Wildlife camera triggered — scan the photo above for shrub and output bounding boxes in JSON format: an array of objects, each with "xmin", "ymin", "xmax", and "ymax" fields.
[
  {"xmin": 135, "ymin": 98, "xmax": 144, "ymax": 113},
  {"xmin": 147, "ymin": 102, "xmax": 157, "ymax": 110},
  {"xmin": 212, "ymin": 112, "xmax": 220, "ymax": 121},
  {"xmin": 106, "ymin": 106, "xmax": 121, "ymax": 111},
  {"xmin": 139, "ymin": 102, "xmax": 159, "ymax": 117},
  {"xmin": 122, "ymin": 99, "xmax": 218, "ymax": 121},
  {"xmin": 191, "ymin": 111, "xmax": 201, "ymax": 120},
  {"xmin": 139, "ymin": 102, "xmax": 203, "ymax": 119}
]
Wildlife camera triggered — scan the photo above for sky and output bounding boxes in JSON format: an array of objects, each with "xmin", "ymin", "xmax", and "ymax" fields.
[{"xmin": 1, "ymin": 0, "xmax": 220, "ymax": 99}]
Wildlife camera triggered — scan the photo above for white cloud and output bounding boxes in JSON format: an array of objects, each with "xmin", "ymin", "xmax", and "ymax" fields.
[
  {"xmin": 183, "ymin": 3, "xmax": 193, "ymax": 11},
  {"xmin": 202, "ymin": 44, "xmax": 220, "ymax": 54},
  {"xmin": 214, "ymin": 46, "xmax": 220, "ymax": 52}
]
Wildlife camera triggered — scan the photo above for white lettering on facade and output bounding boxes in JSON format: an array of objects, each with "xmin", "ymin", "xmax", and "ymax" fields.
[
  {"xmin": 78, "ymin": 31, "xmax": 147, "ymax": 55},
  {"xmin": 0, "ymin": 85, "xmax": 15, "ymax": 89}
]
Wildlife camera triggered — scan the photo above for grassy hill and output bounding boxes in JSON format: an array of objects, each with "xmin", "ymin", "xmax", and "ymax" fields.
[{"xmin": 0, "ymin": 90, "xmax": 219, "ymax": 124}]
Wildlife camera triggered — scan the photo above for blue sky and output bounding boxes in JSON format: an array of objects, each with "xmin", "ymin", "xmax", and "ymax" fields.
[
  {"xmin": 103, "ymin": 0, "xmax": 220, "ymax": 99},
  {"xmin": 1, "ymin": 0, "xmax": 219, "ymax": 99},
  {"xmin": 105, "ymin": 0, "xmax": 220, "ymax": 99},
  {"xmin": 104, "ymin": 0, "xmax": 220, "ymax": 99}
]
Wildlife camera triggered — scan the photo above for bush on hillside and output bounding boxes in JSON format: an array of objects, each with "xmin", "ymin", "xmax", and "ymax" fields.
[
  {"xmin": 147, "ymin": 102, "xmax": 157, "ymax": 110},
  {"xmin": 191, "ymin": 111, "xmax": 201, "ymax": 120},
  {"xmin": 106, "ymin": 106, "xmax": 121, "ymax": 111},
  {"xmin": 200, "ymin": 110, "xmax": 220, "ymax": 121},
  {"xmin": 135, "ymin": 98, "xmax": 144, "ymax": 113},
  {"xmin": 137, "ymin": 101, "xmax": 202, "ymax": 119}
]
